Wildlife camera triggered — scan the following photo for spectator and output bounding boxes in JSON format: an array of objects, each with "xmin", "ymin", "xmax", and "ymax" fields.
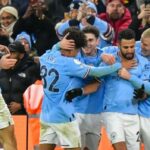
[
  {"xmin": 0, "ymin": 6, "xmax": 18, "ymax": 44},
  {"xmin": 137, "ymin": 1, "xmax": 150, "ymax": 39},
  {"xmin": 93, "ymin": 0, "xmax": 106, "ymax": 14},
  {"xmin": 0, "ymin": 0, "xmax": 29, "ymax": 17},
  {"xmin": 0, "ymin": 0, "xmax": 11, "ymax": 9},
  {"xmin": 129, "ymin": 0, "xmax": 150, "ymax": 40},
  {"xmin": 56, "ymin": 0, "xmax": 114, "ymax": 48},
  {"xmin": 15, "ymin": 31, "xmax": 38, "ymax": 58},
  {"xmin": 99, "ymin": 0, "xmax": 132, "ymax": 45},
  {"xmin": 12, "ymin": 0, "xmax": 59, "ymax": 56},
  {"xmin": 44, "ymin": 0, "xmax": 72, "ymax": 25},
  {"xmin": 0, "ymin": 41, "xmax": 40, "ymax": 115},
  {"xmin": 0, "ymin": 44, "xmax": 17, "ymax": 150},
  {"xmin": 11, "ymin": 0, "xmax": 29, "ymax": 17}
]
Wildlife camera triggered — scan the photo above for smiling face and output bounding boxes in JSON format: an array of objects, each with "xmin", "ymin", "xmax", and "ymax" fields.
[
  {"xmin": 141, "ymin": 37, "xmax": 150, "ymax": 57},
  {"xmin": 82, "ymin": 33, "xmax": 99, "ymax": 56},
  {"xmin": 0, "ymin": 11, "xmax": 16, "ymax": 27}
]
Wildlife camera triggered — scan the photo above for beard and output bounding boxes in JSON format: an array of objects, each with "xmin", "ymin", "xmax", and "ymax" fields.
[
  {"xmin": 120, "ymin": 51, "xmax": 134, "ymax": 60},
  {"xmin": 109, "ymin": 12, "xmax": 121, "ymax": 21}
]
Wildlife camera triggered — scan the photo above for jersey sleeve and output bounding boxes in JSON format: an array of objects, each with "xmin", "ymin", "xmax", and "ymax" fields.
[
  {"xmin": 89, "ymin": 63, "xmax": 121, "ymax": 77},
  {"xmin": 101, "ymin": 46, "xmax": 119, "ymax": 54},
  {"xmin": 65, "ymin": 58, "xmax": 121, "ymax": 78},
  {"xmin": 129, "ymin": 75, "xmax": 150, "ymax": 95},
  {"xmin": 56, "ymin": 21, "xmax": 70, "ymax": 40},
  {"xmin": 129, "ymin": 57, "xmax": 150, "ymax": 95},
  {"xmin": 51, "ymin": 42, "xmax": 60, "ymax": 50},
  {"xmin": 65, "ymin": 58, "xmax": 91, "ymax": 79},
  {"xmin": 93, "ymin": 17, "xmax": 114, "ymax": 41}
]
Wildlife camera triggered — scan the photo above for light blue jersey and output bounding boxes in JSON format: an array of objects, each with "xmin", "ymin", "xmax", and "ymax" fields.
[
  {"xmin": 135, "ymin": 41, "xmax": 142, "ymax": 54},
  {"xmin": 73, "ymin": 49, "xmax": 105, "ymax": 114},
  {"xmin": 135, "ymin": 41, "xmax": 150, "ymax": 118},
  {"xmin": 138, "ymin": 57, "xmax": 150, "ymax": 118},
  {"xmin": 101, "ymin": 45, "xmax": 118, "ymax": 53},
  {"xmin": 40, "ymin": 49, "xmax": 90, "ymax": 123},
  {"xmin": 101, "ymin": 51, "xmax": 148, "ymax": 114},
  {"xmin": 39, "ymin": 47, "xmax": 121, "ymax": 123},
  {"xmin": 102, "ymin": 43, "xmax": 150, "ymax": 117}
]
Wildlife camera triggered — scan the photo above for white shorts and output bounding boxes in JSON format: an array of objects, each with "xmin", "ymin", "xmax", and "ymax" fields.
[
  {"xmin": 75, "ymin": 113, "xmax": 104, "ymax": 150},
  {"xmin": 140, "ymin": 116, "xmax": 150, "ymax": 150},
  {"xmin": 0, "ymin": 94, "xmax": 14, "ymax": 129},
  {"xmin": 40, "ymin": 120, "xmax": 81, "ymax": 148},
  {"xmin": 101, "ymin": 112, "xmax": 140, "ymax": 150}
]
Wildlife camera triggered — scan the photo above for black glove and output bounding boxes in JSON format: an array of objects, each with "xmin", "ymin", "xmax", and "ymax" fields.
[
  {"xmin": 65, "ymin": 88, "xmax": 83, "ymax": 102},
  {"xmin": 132, "ymin": 84, "xmax": 146, "ymax": 104},
  {"xmin": 133, "ymin": 84, "xmax": 145, "ymax": 99}
]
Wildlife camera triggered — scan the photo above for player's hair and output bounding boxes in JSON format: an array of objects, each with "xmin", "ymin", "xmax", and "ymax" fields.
[
  {"xmin": 141, "ymin": 28, "xmax": 150, "ymax": 39},
  {"xmin": 118, "ymin": 29, "xmax": 135, "ymax": 42},
  {"xmin": 82, "ymin": 26, "xmax": 99, "ymax": 39},
  {"xmin": 63, "ymin": 27, "xmax": 87, "ymax": 49}
]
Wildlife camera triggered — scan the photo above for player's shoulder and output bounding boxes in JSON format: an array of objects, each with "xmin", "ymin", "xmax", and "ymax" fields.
[
  {"xmin": 64, "ymin": 57, "xmax": 83, "ymax": 67},
  {"xmin": 136, "ymin": 53, "xmax": 148, "ymax": 63},
  {"xmin": 101, "ymin": 46, "xmax": 119, "ymax": 54},
  {"xmin": 136, "ymin": 53, "xmax": 149, "ymax": 70}
]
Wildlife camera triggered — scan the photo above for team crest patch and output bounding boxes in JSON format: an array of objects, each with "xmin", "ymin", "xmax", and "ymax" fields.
[
  {"xmin": 48, "ymin": 56, "xmax": 55, "ymax": 63},
  {"xmin": 73, "ymin": 59, "xmax": 82, "ymax": 65},
  {"xmin": 111, "ymin": 132, "xmax": 117, "ymax": 141}
]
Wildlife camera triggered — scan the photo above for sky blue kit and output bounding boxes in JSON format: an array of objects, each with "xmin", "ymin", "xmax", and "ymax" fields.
[{"xmin": 39, "ymin": 47, "xmax": 121, "ymax": 123}]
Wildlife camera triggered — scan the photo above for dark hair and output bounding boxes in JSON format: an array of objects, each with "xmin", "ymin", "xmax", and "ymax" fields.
[
  {"xmin": 82, "ymin": 26, "xmax": 99, "ymax": 38},
  {"xmin": 118, "ymin": 29, "xmax": 135, "ymax": 42},
  {"xmin": 63, "ymin": 27, "xmax": 87, "ymax": 49},
  {"xmin": 144, "ymin": 0, "xmax": 150, "ymax": 5}
]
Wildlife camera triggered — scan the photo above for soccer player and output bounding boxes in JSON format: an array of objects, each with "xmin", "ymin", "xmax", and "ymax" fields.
[
  {"xmin": 0, "ymin": 45, "xmax": 17, "ymax": 150},
  {"xmin": 100, "ymin": 29, "xmax": 148, "ymax": 150},
  {"xmin": 39, "ymin": 27, "xmax": 122, "ymax": 150},
  {"xmin": 119, "ymin": 28, "xmax": 150, "ymax": 150},
  {"xmin": 65, "ymin": 26, "xmax": 105, "ymax": 150}
]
